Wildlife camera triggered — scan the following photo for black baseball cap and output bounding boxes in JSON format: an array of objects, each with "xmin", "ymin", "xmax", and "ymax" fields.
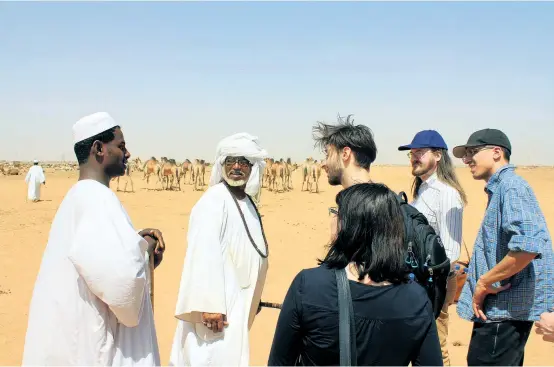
[{"xmin": 453, "ymin": 128, "xmax": 511, "ymax": 158}]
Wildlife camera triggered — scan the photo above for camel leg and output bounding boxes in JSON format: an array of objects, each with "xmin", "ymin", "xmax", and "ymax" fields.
[{"xmin": 155, "ymin": 176, "xmax": 161, "ymax": 191}]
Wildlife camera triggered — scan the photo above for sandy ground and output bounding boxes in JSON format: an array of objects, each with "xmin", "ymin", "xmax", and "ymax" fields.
[{"xmin": 1, "ymin": 166, "xmax": 553, "ymax": 366}]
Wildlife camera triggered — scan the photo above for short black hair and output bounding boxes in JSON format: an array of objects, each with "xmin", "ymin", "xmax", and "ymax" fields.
[
  {"xmin": 74, "ymin": 126, "xmax": 119, "ymax": 165},
  {"xmin": 502, "ymin": 147, "xmax": 511, "ymax": 162},
  {"xmin": 312, "ymin": 114, "xmax": 377, "ymax": 169},
  {"xmin": 319, "ymin": 183, "xmax": 409, "ymax": 284}
]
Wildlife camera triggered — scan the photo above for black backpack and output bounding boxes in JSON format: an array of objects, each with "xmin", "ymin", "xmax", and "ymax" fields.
[{"xmin": 396, "ymin": 191, "xmax": 451, "ymax": 319}]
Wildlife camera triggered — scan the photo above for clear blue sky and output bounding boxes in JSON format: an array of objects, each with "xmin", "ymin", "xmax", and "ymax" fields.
[{"xmin": 1, "ymin": 1, "xmax": 553, "ymax": 165}]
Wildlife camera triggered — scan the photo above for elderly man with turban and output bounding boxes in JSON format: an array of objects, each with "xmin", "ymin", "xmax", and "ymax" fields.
[{"xmin": 169, "ymin": 133, "xmax": 269, "ymax": 366}]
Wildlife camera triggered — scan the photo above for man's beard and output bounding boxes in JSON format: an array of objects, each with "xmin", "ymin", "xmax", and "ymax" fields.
[
  {"xmin": 327, "ymin": 165, "xmax": 342, "ymax": 186},
  {"xmin": 223, "ymin": 169, "xmax": 248, "ymax": 187},
  {"xmin": 411, "ymin": 161, "xmax": 433, "ymax": 178},
  {"xmin": 106, "ymin": 160, "xmax": 126, "ymax": 178}
]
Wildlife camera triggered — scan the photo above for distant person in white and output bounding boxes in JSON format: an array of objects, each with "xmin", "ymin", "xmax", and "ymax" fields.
[
  {"xmin": 25, "ymin": 160, "xmax": 46, "ymax": 202},
  {"xmin": 169, "ymin": 133, "xmax": 269, "ymax": 366},
  {"xmin": 398, "ymin": 130, "xmax": 467, "ymax": 366},
  {"xmin": 22, "ymin": 112, "xmax": 166, "ymax": 366}
]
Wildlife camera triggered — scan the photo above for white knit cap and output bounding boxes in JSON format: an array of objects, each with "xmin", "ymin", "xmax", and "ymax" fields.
[{"xmin": 72, "ymin": 112, "xmax": 118, "ymax": 144}]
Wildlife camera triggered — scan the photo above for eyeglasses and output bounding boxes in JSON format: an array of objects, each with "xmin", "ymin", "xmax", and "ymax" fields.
[
  {"xmin": 463, "ymin": 146, "xmax": 494, "ymax": 158},
  {"xmin": 461, "ymin": 146, "xmax": 495, "ymax": 162},
  {"xmin": 224, "ymin": 157, "xmax": 251, "ymax": 167},
  {"xmin": 328, "ymin": 207, "xmax": 338, "ymax": 216},
  {"xmin": 406, "ymin": 149, "xmax": 430, "ymax": 159}
]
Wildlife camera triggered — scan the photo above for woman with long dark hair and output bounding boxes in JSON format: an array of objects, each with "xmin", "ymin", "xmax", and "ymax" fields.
[{"xmin": 268, "ymin": 183, "xmax": 442, "ymax": 366}]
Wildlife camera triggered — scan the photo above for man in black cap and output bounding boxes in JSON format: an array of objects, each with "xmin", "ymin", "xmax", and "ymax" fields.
[
  {"xmin": 454, "ymin": 129, "xmax": 554, "ymax": 366},
  {"xmin": 398, "ymin": 130, "xmax": 467, "ymax": 366}
]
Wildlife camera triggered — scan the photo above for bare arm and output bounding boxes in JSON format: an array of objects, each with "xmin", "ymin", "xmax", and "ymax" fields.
[{"xmin": 479, "ymin": 251, "xmax": 537, "ymax": 286}]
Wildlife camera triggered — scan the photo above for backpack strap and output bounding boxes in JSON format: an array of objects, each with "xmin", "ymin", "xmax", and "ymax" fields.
[
  {"xmin": 397, "ymin": 192, "xmax": 413, "ymax": 247},
  {"xmin": 336, "ymin": 268, "xmax": 357, "ymax": 366}
]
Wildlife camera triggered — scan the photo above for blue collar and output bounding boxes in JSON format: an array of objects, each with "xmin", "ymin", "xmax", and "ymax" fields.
[{"xmin": 485, "ymin": 164, "xmax": 515, "ymax": 194}]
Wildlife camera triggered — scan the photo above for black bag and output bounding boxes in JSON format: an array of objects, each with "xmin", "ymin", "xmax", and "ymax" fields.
[{"xmin": 396, "ymin": 191, "xmax": 451, "ymax": 319}]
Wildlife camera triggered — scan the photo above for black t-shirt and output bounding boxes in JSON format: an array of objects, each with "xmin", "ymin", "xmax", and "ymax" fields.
[{"xmin": 267, "ymin": 265, "xmax": 443, "ymax": 366}]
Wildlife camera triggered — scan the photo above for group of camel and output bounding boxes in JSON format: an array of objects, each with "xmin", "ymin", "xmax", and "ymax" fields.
[
  {"xmin": 110, "ymin": 156, "xmax": 324, "ymax": 194},
  {"xmin": 126, "ymin": 157, "xmax": 208, "ymax": 191},
  {"xmin": 263, "ymin": 157, "xmax": 323, "ymax": 193}
]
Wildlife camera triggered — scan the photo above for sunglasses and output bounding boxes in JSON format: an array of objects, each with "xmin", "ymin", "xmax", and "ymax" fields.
[{"xmin": 328, "ymin": 207, "xmax": 338, "ymax": 216}]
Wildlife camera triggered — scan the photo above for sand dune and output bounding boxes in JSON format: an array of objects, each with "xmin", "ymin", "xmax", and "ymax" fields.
[{"xmin": 1, "ymin": 166, "xmax": 553, "ymax": 365}]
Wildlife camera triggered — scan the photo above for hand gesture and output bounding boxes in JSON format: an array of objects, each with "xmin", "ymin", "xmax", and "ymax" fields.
[
  {"xmin": 535, "ymin": 311, "xmax": 554, "ymax": 343},
  {"xmin": 472, "ymin": 279, "xmax": 511, "ymax": 321},
  {"xmin": 201, "ymin": 312, "xmax": 228, "ymax": 333}
]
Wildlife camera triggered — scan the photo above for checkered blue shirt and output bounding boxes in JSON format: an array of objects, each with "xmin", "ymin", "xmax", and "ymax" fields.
[{"xmin": 456, "ymin": 164, "xmax": 554, "ymax": 323}]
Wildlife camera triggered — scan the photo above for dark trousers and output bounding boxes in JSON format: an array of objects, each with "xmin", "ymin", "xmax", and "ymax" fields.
[{"xmin": 467, "ymin": 320, "xmax": 533, "ymax": 366}]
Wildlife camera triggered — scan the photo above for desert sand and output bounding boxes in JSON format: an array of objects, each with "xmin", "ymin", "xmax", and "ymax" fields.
[{"xmin": 1, "ymin": 165, "xmax": 553, "ymax": 365}]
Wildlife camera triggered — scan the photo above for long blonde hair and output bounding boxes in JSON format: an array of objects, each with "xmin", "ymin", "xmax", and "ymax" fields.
[{"xmin": 412, "ymin": 149, "xmax": 468, "ymax": 205}]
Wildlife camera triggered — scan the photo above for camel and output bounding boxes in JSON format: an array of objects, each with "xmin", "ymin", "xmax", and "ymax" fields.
[
  {"xmin": 308, "ymin": 160, "xmax": 322, "ymax": 193},
  {"xmin": 191, "ymin": 159, "xmax": 206, "ymax": 191},
  {"xmin": 262, "ymin": 158, "xmax": 273, "ymax": 188},
  {"xmin": 114, "ymin": 162, "xmax": 134, "ymax": 193},
  {"xmin": 132, "ymin": 157, "xmax": 143, "ymax": 172},
  {"xmin": 269, "ymin": 159, "xmax": 286, "ymax": 192},
  {"xmin": 200, "ymin": 160, "xmax": 206, "ymax": 185},
  {"xmin": 180, "ymin": 159, "xmax": 193, "ymax": 185},
  {"xmin": 301, "ymin": 158, "xmax": 313, "ymax": 191},
  {"xmin": 301, "ymin": 157, "xmax": 321, "ymax": 193},
  {"xmin": 283, "ymin": 157, "xmax": 296, "ymax": 190},
  {"xmin": 160, "ymin": 157, "xmax": 180, "ymax": 190},
  {"xmin": 142, "ymin": 157, "xmax": 162, "ymax": 189}
]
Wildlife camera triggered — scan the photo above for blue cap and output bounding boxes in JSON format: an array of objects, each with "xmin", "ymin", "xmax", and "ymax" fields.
[{"xmin": 398, "ymin": 130, "xmax": 448, "ymax": 151}]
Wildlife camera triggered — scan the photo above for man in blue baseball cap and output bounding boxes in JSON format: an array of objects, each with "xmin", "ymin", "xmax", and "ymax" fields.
[{"xmin": 398, "ymin": 130, "xmax": 467, "ymax": 366}]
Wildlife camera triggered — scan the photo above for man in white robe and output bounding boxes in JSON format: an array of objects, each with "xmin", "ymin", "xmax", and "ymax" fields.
[
  {"xmin": 169, "ymin": 133, "xmax": 269, "ymax": 366},
  {"xmin": 22, "ymin": 112, "xmax": 166, "ymax": 366},
  {"xmin": 25, "ymin": 160, "xmax": 46, "ymax": 202}
]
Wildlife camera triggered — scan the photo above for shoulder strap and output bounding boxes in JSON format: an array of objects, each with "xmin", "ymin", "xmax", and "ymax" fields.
[{"xmin": 336, "ymin": 268, "xmax": 357, "ymax": 366}]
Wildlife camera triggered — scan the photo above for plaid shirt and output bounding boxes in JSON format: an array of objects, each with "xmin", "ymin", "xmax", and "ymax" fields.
[{"xmin": 457, "ymin": 164, "xmax": 554, "ymax": 323}]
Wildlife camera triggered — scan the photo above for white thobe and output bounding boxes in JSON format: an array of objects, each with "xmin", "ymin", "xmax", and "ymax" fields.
[
  {"xmin": 25, "ymin": 165, "xmax": 45, "ymax": 201},
  {"xmin": 169, "ymin": 182, "xmax": 268, "ymax": 366},
  {"xmin": 22, "ymin": 179, "xmax": 160, "ymax": 366}
]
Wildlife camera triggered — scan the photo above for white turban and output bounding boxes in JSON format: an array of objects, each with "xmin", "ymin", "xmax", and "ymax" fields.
[{"xmin": 209, "ymin": 132, "xmax": 268, "ymax": 197}]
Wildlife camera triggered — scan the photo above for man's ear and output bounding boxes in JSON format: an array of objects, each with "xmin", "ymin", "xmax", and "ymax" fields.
[
  {"xmin": 342, "ymin": 146, "xmax": 352, "ymax": 162},
  {"xmin": 92, "ymin": 141, "xmax": 105, "ymax": 157},
  {"xmin": 492, "ymin": 146, "xmax": 503, "ymax": 162}
]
